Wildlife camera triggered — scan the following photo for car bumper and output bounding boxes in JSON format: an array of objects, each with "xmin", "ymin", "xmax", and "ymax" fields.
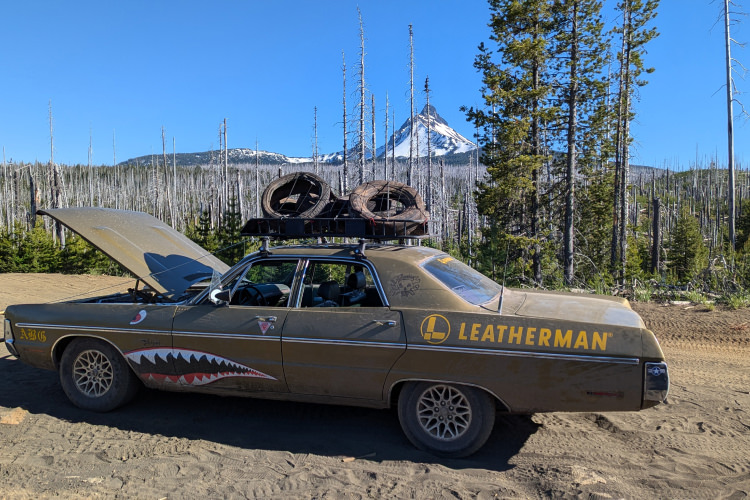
[{"xmin": 3, "ymin": 319, "xmax": 19, "ymax": 357}]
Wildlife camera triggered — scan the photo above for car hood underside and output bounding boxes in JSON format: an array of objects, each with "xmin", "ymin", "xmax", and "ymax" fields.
[{"xmin": 40, "ymin": 208, "xmax": 230, "ymax": 300}]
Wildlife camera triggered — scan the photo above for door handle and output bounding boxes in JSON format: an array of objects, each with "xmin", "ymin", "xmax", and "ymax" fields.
[
  {"xmin": 252, "ymin": 316, "xmax": 277, "ymax": 322},
  {"xmin": 372, "ymin": 320, "xmax": 397, "ymax": 327}
]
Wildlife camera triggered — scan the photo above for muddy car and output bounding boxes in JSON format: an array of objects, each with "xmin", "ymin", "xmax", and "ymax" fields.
[{"xmin": 2, "ymin": 208, "xmax": 669, "ymax": 457}]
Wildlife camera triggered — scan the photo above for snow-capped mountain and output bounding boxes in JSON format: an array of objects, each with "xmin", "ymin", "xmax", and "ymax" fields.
[
  {"xmin": 381, "ymin": 104, "xmax": 475, "ymax": 157},
  {"xmin": 317, "ymin": 104, "xmax": 476, "ymax": 163},
  {"xmin": 121, "ymin": 105, "xmax": 475, "ymax": 167}
]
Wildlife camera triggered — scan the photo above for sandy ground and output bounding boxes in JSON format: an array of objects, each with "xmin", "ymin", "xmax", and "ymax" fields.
[{"xmin": 0, "ymin": 273, "xmax": 748, "ymax": 499}]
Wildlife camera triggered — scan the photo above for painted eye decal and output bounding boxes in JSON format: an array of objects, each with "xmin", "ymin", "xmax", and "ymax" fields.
[{"xmin": 129, "ymin": 310, "xmax": 148, "ymax": 325}]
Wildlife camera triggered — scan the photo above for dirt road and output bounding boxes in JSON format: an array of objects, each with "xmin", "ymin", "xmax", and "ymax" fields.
[{"xmin": 0, "ymin": 274, "xmax": 748, "ymax": 499}]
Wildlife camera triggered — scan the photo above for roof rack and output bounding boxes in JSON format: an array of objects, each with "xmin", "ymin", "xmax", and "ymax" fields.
[{"xmin": 240, "ymin": 217, "xmax": 429, "ymax": 241}]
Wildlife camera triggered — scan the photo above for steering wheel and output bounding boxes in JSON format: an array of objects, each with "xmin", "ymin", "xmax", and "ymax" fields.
[{"xmin": 235, "ymin": 285, "xmax": 267, "ymax": 306}]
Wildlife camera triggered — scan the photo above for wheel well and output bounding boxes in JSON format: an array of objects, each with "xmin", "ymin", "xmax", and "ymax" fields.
[
  {"xmin": 388, "ymin": 380, "xmax": 511, "ymax": 413},
  {"xmin": 52, "ymin": 336, "xmax": 76, "ymax": 369},
  {"xmin": 52, "ymin": 335, "xmax": 134, "ymax": 376}
]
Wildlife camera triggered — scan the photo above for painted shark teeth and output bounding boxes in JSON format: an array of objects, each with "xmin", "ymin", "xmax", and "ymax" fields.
[{"xmin": 124, "ymin": 347, "xmax": 276, "ymax": 385}]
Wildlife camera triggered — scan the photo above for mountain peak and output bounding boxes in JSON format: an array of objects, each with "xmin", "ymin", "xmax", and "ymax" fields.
[{"xmin": 419, "ymin": 104, "xmax": 448, "ymax": 127}]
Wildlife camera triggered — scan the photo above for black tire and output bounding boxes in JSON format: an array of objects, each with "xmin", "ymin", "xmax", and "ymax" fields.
[
  {"xmin": 261, "ymin": 172, "xmax": 331, "ymax": 218},
  {"xmin": 59, "ymin": 338, "xmax": 139, "ymax": 412},
  {"xmin": 349, "ymin": 180, "xmax": 427, "ymax": 220},
  {"xmin": 397, "ymin": 382, "xmax": 495, "ymax": 458}
]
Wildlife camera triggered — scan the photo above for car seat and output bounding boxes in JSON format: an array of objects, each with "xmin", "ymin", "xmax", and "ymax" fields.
[
  {"xmin": 315, "ymin": 280, "xmax": 340, "ymax": 307},
  {"xmin": 340, "ymin": 271, "xmax": 367, "ymax": 307}
]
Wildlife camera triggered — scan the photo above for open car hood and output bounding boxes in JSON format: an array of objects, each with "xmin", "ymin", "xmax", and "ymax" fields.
[{"xmin": 40, "ymin": 208, "xmax": 230, "ymax": 300}]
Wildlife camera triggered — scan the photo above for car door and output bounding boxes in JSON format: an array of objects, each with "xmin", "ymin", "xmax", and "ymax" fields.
[
  {"xmin": 169, "ymin": 258, "xmax": 300, "ymax": 394},
  {"xmin": 281, "ymin": 259, "xmax": 406, "ymax": 401}
]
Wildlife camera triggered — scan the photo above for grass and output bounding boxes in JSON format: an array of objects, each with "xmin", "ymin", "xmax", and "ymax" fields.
[
  {"xmin": 632, "ymin": 283, "xmax": 653, "ymax": 302},
  {"xmin": 725, "ymin": 292, "xmax": 750, "ymax": 310}
]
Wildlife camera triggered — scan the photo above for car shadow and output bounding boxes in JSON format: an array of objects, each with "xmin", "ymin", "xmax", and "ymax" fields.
[{"xmin": 0, "ymin": 353, "xmax": 539, "ymax": 471}]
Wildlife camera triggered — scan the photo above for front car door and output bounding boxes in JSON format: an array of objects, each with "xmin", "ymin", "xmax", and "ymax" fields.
[
  {"xmin": 281, "ymin": 258, "xmax": 405, "ymax": 402},
  {"xmin": 169, "ymin": 257, "xmax": 301, "ymax": 394}
]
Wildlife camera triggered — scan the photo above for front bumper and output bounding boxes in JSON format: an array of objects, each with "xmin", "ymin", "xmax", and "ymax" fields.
[{"xmin": 3, "ymin": 319, "xmax": 19, "ymax": 357}]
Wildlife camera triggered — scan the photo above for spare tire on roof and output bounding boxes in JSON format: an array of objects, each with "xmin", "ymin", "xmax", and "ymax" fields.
[
  {"xmin": 261, "ymin": 172, "xmax": 331, "ymax": 218},
  {"xmin": 349, "ymin": 180, "xmax": 429, "ymax": 235},
  {"xmin": 350, "ymin": 180, "xmax": 428, "ymax": 220}
]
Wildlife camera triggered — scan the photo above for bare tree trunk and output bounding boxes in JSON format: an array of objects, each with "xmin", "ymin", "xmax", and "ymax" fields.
[
  {"xmin": 28, "ymin": 168, "xmax": 37, "ymax": 229},
  {"xmin": 384, "ymin": 93, "xmax": 389, "ymax": 180},
  {"xmin": 313, "ymin": 107, "xmax": 320, "ymax": 175},
  {"xmin": 358, "ymin": 8, "xmax": 366, "ymax": 185},
  {"xmin": 619, "ymin": 4, "xmax": 633, "ymax": 285},
  {"xmin": 563, "ymin": 5, "xmax": 579, "ymax": 287},
  {"xmin": 88, "ymin": 129, "xmax": 94, "ymax": 206},
  {"xmin": 48, "ymin": 101, "xmax": 64, "ymax": 246},
  {"xmin": 651, "ymin": 196, "xmax": 661, "ymax": 273},
  {"xmin": 725, "ymin": 0, "xmax": 736, "ymax": 253},
  {"xmin": 371, "ymin": 94, "xmax": 376, "ymax": 182},
  {"xmin": 425, "ymin": 77, "xmax": 433, "ymax": 212},
  {"xmin": 255, "ymin": 140, "xmax": 260, "ymax": 216},
  {"xmin": 224, "ymin": 118, "xmax": 229, "ymax": 211},
  {"xmin": 342, "ymin": 51, "xmax": 349, "ymax": 193},
  {"xmin": 408, "ymin": 24, "xmax": 415, "ymax": 186}
]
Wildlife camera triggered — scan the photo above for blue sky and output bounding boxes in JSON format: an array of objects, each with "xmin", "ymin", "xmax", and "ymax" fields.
[{"xmin": 0, "ymin": 1, "xmax": 747, "ymax": 169}]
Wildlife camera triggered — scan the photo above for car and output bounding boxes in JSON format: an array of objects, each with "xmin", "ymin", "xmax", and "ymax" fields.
[{"xmin": 2, "ymin": 207, "xmax": 669, "ymax": 457}]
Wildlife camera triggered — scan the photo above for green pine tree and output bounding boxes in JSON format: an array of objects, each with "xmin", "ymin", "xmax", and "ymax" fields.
[
  {"xmin": 463, "ymin": 0, "xmax": 557, "ymax": 286},
  {"xmin": 217, "ymin": 197, "xmax": 246, "ymax": 265},
  {"xmin": 668, "ymin": 209, "xmax": 707, "ymax": 283}
]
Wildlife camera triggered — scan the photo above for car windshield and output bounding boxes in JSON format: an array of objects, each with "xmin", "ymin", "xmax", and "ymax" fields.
[{"xmin": 421, "ymin": 255, "xmax": 502, "ymax": 306}]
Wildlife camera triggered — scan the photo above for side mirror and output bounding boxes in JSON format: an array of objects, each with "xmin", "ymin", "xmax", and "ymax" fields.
[{"xmin": 210, "ymin": 288, "xmax": 231, "ymax": 305}]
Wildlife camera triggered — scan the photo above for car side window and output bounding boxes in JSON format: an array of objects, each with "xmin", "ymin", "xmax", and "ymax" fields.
[
  {"xmin": 226, "ymin": 259, "xmax": 298, "ymax": 307},
  {"xmin": 300, "ymin": 260, "xmax": 384, "ymax": 308}
]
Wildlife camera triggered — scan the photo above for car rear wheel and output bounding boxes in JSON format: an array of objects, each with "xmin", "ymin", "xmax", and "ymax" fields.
[
  {"xmin": 59, "ymin": 338, "xmax": 139, "ymax": 412},
  {"xmin": 398, "ymin": 382, "xmax": 495, "ymax": 458}
]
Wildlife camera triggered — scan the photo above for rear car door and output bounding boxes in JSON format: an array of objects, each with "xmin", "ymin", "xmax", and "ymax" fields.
[{"xmin": 281, "ymin": 259, "xmax": 405, "ymax": 401}]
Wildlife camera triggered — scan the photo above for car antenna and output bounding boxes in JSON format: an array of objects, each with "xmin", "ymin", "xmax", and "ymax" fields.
[{"xmin": 497, "ymin": 239, "xmax": 510, "ymax": 314}]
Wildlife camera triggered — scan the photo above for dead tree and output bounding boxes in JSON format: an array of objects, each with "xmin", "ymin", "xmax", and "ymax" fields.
[
  {"xmin": 408, "ymin": 24, "xmax": 415, "ymax": 186},
  {"xmin": 342, "ymin": 51, "xmax": 349, "ymax": 193},
  {"xmin": 357, "ymin": 8, "xmax": 367, "ymax": 185}
]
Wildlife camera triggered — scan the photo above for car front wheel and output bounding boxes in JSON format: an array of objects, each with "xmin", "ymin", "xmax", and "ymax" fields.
[
  {"xmin": 398, "ymin": 382, "xmax": 496, "ymax": 458},
  {"xmin": 59, "ymin": 338, "xmax": 139, "ymax": 412}
]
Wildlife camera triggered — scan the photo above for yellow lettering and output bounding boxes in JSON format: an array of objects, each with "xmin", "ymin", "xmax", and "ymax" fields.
[
  {"xmin": 554, "ymin": 329, "xmax": 573, "ymax": 348},
  {"xmin": 592, "ymin": 331, "xmax": 608, "ymax": 351},
  {"xmin": 509, "ymin": 326, "xmax": 523, "ymax": 344},
  {"xmin": 470, "ymin": 323, "xmax": 481, "ymax": 341},
  {"xmin": 539, "ymin": 328, "xmax": 551, "ymax": 346},
  {"xmin": 481, "ymin": 324, "xmax": 495, "ymax": 342},
  {"xmin": 574, "ymin": 330, "xmax": 589, "ymax": 349},
  {"xmin": 459, "ymin": 323, "xmax": 467, "ymax": 340},
  {"xmin": 525, "ymin": 327, "xmax": 537, "ymax": 346},
  {"xmin": 496, "ymin": 325, "xmax": 507, "ymax": 343}
]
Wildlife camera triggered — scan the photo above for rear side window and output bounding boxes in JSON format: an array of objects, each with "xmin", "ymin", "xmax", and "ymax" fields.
[{"xmin": 421, "ymin": 255, "xmax": 502, "ymax": 305}]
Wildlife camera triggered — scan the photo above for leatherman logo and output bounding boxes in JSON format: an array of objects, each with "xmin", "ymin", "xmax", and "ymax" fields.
[
  {"xmin": 457, "ymin": 323, "xmax": 611, "ymax": 352},
  {"xmin": 420, "ymin": 314, "xmax": 451, "ymax": 344}
]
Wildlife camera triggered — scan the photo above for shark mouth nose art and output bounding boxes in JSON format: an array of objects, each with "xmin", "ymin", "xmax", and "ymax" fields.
[{"xmin": 124, "ymin": 348, "xmax": 276, "ymax": 385}]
